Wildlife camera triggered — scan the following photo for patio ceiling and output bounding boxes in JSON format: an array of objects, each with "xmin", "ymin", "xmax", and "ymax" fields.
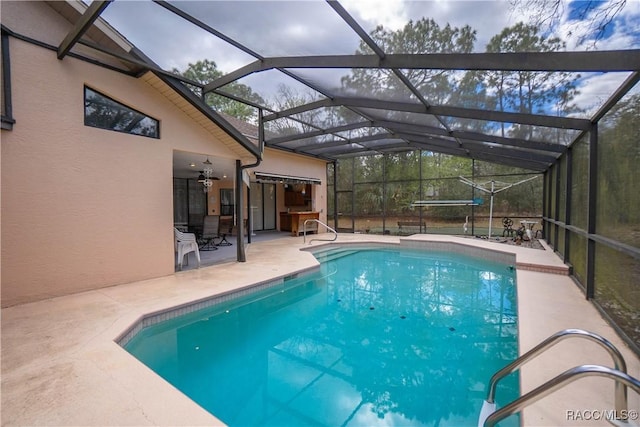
[{"xmin": 52, "ymin": 0, "xmax": 640, "ymax": 172}]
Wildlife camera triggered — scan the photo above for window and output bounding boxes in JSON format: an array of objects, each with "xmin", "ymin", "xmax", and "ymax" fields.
[
  {"xmin": 84, "ymin": 86, "xmax": 159, "ymax": 138},
  {"xmin": 220, "ymin": 188, "xmax": 235, "ymax": 216}
]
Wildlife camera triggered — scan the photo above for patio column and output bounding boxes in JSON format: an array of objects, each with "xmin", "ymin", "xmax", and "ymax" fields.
[
  {"xmin": 236, "ymin": 159, "xmax": 246, "ymax": 262},
  {"xmin": 586, "ymin": 123, "xmax": 598, "ymax": 299}
]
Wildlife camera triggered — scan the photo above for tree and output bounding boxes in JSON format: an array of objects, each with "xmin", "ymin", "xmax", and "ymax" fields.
[
  {"xmin": 598, "ymin": 93, "xmax": 640, "ymax": 227},
  {"xmin": 509, "ymin": 0, "xmax": 627, "ymax": 45},
  {"xmin": 484, "ymin": 23, "xmax": 581, "ymax": 140},
  {"xmin": 341, "ymin": 18, "xmax": 478, "ymax": 106},
  {"xmin": 172, "ymin": 59, "xmax": 265, "ymax": 123},
  {"xmin": 265, "ymin": 84, "xmax": 324, "ymax": 137}
]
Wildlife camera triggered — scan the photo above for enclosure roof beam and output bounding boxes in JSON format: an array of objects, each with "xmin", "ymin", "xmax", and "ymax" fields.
[
  {"xmin": 266, "ymin": 121, "xmax": 369, "ymax": 145},
  {"xmin": 57, "ymin": 0, "xmax": 112, "ymax": 59},
  {"xmin": 270, "ymin": 120, "xmax": 566, "ymax": 158},
  {"xmin": 298, "ymin": 133, "xmax": 403, "ymax": 152},
  {"xmin": 393, "ymin": 132, "xmax": 558, "ymax": 164},
  {"xmin": 293, "ymin": 132, "xmax": 557, "ymax": 164},
  {"xmin": 309, "ymin": 131, "xmax": 553, "ymax": 170},
  {"xmin": 204, "ymin": 50, "xmax": 640, "ymax": 92},
  {"xmin": 380, "ymin": 120, "xmax": 567, "ymax": 153},
  {"xmin": 263, "ymin": 96, "xmax": 591, "ymax": 130},
  {"xmin": 272, "ymin": 132, "xmax": 396, "ymax": 151},
  {"xmin": 324, "ymin": 142, "xmax": 546, "ymax": 171}
]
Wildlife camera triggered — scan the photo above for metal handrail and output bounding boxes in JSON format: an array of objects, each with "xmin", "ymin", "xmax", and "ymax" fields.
[
  {"xmin": 486, "ymin": 329, "xmax": 628, "ymax": 415},
  {"xmin": 303, "ymin": 219, "xmax": 337, "ymax": 244},
  {"xmin": 485, "ymin": 365, "xmax": 640, "ymax": 427}
]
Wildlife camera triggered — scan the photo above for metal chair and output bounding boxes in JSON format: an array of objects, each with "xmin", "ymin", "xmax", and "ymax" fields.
[
  {"xmin": 502, "ymin": 217, "xmax": 515, "ymax": 237},
  {"xmin": 217, "ymin": 217, "xmax": 232, "ymax": 246},
  {"xmin": 199, "ymin": 215, "xmax": 220, "ymax": 251}
]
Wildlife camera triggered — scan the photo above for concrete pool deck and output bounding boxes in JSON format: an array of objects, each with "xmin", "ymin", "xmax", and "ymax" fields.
[{"xmin": 1, "ymin": 234, "xmax": 638, "ymax": 426}]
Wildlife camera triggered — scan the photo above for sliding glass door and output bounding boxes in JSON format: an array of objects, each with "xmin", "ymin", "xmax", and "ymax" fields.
[{"xmin": 250, "ymin": 183, "xmax": 276, "ymax": 231}]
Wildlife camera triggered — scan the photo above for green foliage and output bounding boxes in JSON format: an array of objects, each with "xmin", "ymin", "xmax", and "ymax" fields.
[
  {"xmin": 172, "ymin": 59, "xmax": 265, "ymax": 122},
  {"xmin": 174, "ymin": 58, "xmax": 221, "ymax": 84},
  {"xmin": 385, "ymin": 152, "xmax": 420, "ymax": 181},
  {"xmin": 354, "ymin": 155, "xmax": 384, "ymax": 183},
  {"xmin": 341, "ymin": 18, "xmax": 477, "ymax": 105},
  {"xmin": 484, "ymin": 23, "xmax": 581, "ymax": 139},
  {"xmin": 597, "ymin": 93, "xmax": 640, "ymax": 242}
]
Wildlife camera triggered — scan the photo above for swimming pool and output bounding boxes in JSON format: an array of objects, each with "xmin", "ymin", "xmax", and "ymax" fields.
[{"xmin": 123, "ymin": 246, "xmax": 519, "ymax": 426}]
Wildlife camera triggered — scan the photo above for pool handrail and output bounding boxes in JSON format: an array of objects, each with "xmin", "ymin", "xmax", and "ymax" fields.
[
  {"xmin": 483, "ymin": 364, "xmax": 640, "ymax": 427},
  {"xmin": 480, "ymin": 328, "xmax": 632, "ymax": 427},
  {"xmin": 303, "ymin": 219, "xmax": 337, "ymax": 244}
]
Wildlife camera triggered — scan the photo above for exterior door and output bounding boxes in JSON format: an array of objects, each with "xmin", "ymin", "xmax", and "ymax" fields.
[{"xmin": 250, "ymin": 183, "xmax": 276, "ymax": 231}]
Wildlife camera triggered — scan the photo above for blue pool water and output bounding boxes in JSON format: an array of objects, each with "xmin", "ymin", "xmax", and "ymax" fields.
[{"xmin": 124, "ymin": 247, "xmax": 519, "ymax": 426}]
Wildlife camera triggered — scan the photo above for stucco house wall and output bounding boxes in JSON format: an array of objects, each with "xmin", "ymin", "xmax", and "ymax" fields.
[{"xmin": 2, "ymin": 2, "xmax": 319, "ymax": 307}]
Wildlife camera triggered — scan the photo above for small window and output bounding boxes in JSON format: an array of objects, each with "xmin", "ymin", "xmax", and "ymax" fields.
[
  {"xmin": 220, "ymin": 188, "xmax": 235, "ymax": 216},
  {"xmin": 84, "ymin": 86, "xmax": 159, "ymax": 138}
]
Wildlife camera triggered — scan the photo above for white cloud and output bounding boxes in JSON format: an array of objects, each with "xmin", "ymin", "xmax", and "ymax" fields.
[
  {"xmin": 572, "ymin": 72, "xmax": 634, "ymax": 117},
  {"xmin": 341, "ymin": 0, "xmax": 409, "ymax": 31}
]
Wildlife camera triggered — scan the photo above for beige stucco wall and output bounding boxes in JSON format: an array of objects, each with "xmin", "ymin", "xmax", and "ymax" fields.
[{"xmin": 0, "ymin": 15, "xmax": 253, "ymax": 306}]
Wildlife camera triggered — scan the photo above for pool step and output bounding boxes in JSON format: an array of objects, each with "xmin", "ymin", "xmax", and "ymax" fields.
[{"xmin": 312, "ymin": 248, "xmax": 359, "ymax": 263}]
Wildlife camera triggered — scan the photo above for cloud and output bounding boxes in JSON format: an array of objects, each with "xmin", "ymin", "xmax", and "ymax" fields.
[
  {"xmin": 341, "ymin": 0, "xmax": 519, "ymax": 51},
  {"xmin": 341, "ymin": 0, "xmax": 409, "ymax": 31},
  {"xmin": 573, "ymin": 72, "xmax": 634, "ymax": 117},
  {"xmin": 101, "ymin": 0, "xmax": 639, "ymax": 106}
]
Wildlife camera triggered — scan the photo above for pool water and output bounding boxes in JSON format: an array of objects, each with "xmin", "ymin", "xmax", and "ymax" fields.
[{"xmin": 125, "ymin": 247, "xmax": 519, "ymax": 426}]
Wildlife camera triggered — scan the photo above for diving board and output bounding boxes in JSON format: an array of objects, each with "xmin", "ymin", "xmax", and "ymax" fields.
[{"xmin": 411, "ymin": 198, "xmax": 484, "ymax": 207}]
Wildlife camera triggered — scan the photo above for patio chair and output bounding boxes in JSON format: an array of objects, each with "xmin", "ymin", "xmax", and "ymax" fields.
[
  {"xmin": 174, "ymin": 228, "xmax": 200, "ymax": 271},
  {"xmin": 188, "ymin": 213, "xmax": 204, "ymax": 237},
  {"xmin": 217, "ymin": 217, "xmax": 233, "ymax": 246},
  {"xmin": 199, "ymin": 215, "xmax": 220, "ymax": 251},
  {"xmin": 502, "ymin": 217, "xmax": 515, "ymax": 238}
]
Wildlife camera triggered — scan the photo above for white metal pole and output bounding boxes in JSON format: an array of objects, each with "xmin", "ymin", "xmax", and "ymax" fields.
[{"xmin": 488, "ymin": 180, "xmax": 495, "ymax": 238}]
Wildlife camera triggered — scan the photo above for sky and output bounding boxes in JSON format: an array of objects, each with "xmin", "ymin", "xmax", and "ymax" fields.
[{"xmin": 100, "ymin": 0, "xmax": 640, "ymax": 116}]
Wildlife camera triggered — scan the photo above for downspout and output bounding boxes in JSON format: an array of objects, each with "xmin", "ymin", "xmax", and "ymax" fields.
[{"xmin": 235, "ymin": 110, "xmax": 264, "ymax": 262}]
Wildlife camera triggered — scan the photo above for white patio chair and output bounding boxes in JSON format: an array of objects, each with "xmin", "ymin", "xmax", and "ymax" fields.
[{"xmin": 174, "ymin": 228, "xmax": 201, "ymax": 271}]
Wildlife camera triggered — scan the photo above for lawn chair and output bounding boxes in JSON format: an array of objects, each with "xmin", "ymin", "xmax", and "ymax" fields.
[
  {"xmin": 199, "ymin": 215, "xmax": 220, "ymax": 251},
  {"xmin": 174, "ymin": 228, "xmax": 200, "ymax": 271},
  {"xmin": 502, "ymin": 217, "xmax": 515, "ymax": 238}
]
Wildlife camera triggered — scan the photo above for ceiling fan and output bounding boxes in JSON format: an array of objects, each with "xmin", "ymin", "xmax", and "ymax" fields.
[
  {"xmin": 197, "ymin": 157, "xmax": 220, "ymax": 182},
  {"xmin": 197, "ymin": 170, "xmax": 220, "ymax": 182}
]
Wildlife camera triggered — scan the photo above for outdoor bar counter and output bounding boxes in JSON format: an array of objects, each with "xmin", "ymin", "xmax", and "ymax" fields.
[{"xmin": 280, "ymin": 211, "xmax": 319, "ymax": 236}]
